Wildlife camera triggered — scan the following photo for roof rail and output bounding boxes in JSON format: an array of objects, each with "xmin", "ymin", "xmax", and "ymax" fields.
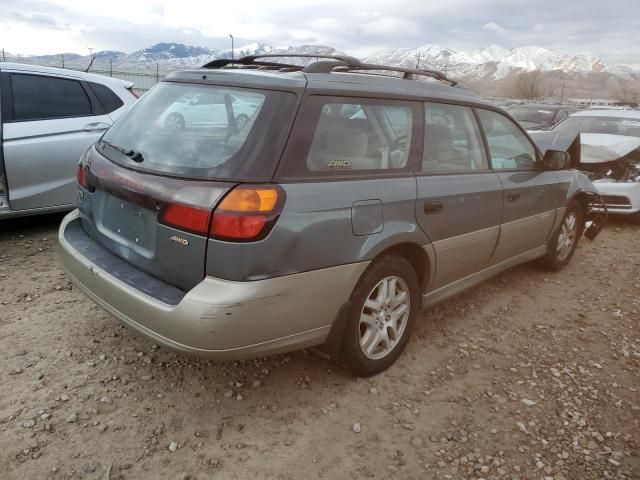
[
  {"xmin": 202, "ymin": 53, "xmax": 360, "ymax": 70},
  {"xmin": 202, "ymin": 53, "xmax": 458, "ymax": 86}
]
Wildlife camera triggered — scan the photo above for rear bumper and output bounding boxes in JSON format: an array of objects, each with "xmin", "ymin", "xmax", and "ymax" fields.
[
  {"xmin": 593, "ymin": 182, "xmax": 640, "ymax": 215},
  {"xmin": 58, "ymin": 210, "xmax": 368, "ymax": 359}
]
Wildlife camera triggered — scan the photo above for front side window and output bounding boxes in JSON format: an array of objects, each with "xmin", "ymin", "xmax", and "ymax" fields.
[
  {"xmin": 10, "ymin": 74, "xmax": 92, "ymax": 121},
  {"xmin": 422, "ymin": 103, "xmax": 488, "ymax": 173},
  {"xmin": 477, "ymin": 109, "xmax": 538, "ymax": 170},
  {"xmin": 305, "ymin": 101, "xmax": 413, "ymax": 172}
]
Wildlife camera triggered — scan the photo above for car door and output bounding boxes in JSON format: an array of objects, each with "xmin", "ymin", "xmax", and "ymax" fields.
[
  {"xmin": 476, "ymin": 108, "xmax": 561, "ymax": 264},
  {"xmin": 0, "ymin": 71, "xmax": 113, "ymax": 212},
  {"xmin": 415, "ymin": 102, "xmax": 503, "ymax": 290}
]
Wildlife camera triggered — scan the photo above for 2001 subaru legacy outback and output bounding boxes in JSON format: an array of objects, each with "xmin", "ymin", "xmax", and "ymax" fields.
[{"xmin": 58, "ymin": 54, "xmax": 605, "ymax": 376}]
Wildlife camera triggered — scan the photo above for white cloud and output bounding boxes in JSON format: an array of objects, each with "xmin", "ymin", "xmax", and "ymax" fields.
[
  {"xmin": 0, "ymin": 0, "xmax": 637, "ymax": 66},
  {"xmin": 482, "ymin": 21, "xmax": 510, "ymax": 35}
]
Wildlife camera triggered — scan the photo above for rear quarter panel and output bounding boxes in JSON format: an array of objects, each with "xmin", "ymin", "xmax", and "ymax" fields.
[{"xmin": 205, "ymin": 178, "xmax": 429, "ymax": 281}]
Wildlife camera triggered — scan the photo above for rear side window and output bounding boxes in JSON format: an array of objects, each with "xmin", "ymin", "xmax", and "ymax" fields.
[
  {"xmin": 477, "ymin": 109, "xmax": 538, "ymax": 170},
  {"xmin": 99, "ymin": 82, "xmax": 298, "ymax": 181},
  {"xmin": 89, "ymin": 82, "xmax": 124, "ymax": 114},
  {"xmin": 10, "ymin": 74, "xmax": 92, "ymax": 121},
  {"xmin": 299, "ymin": 100, "xmax": 413, "ymax": 173},
  {"xmin": 422, "ymin": 103, "xmax": 488, "ymax": 173}
]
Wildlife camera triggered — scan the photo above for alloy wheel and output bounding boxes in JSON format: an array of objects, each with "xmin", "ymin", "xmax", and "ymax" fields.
[
  {"xmin": 359, "ymin": 276, "xmax": 411, "ymax": 360},
  {"xmin": 556, "ymin": 211, "xmax": 577, "ymax": 261}
]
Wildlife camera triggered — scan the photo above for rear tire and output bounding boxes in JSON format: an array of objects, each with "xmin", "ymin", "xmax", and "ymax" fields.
[
  {"xmin": 341, "ymin": 255, "xmax": 420, "ymax": 377},
  {"xmin": 540, "ymin": 200, "xmax": 584, "ymax": 271}
]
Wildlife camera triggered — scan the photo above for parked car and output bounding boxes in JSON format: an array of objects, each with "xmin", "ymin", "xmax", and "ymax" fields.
[
  {"xmin": 0, "ymin": 63, "xmax": 138, "ymax": 218},
  {"xmin": 58, "ymin": 54, "xmax": 604, "ymax": 376},
  {"xmin": 158, "ymin": 91, "xmax": 261, "ymax": 130},
  {"xmin": 506, "ymin": 103, "xmax": 580, "ymax": 131},
  {"xmin": 546, "ymin": 109, "xmax": 640, "ymax": 222}
]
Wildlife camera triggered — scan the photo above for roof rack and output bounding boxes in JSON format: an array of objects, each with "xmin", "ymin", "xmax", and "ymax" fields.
[{"xmin": 202, "ymin": 54, "xmax": 458, "ymax": 86}]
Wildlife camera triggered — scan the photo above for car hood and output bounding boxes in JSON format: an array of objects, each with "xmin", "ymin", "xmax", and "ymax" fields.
[
  {"xmin": 529, "ymin": 130, "xmax": 640, "ymax": 167},
  {"xmin": 579, "ymin": 134, "xmax": 640, "ymax": 165}
]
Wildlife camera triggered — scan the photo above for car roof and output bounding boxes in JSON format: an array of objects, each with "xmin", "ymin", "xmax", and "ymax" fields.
[
  {"xmin": 165, "ymin": 68, "xmax": 489, "ymax": 106},
  {"xmin": 0, "ymin": 62, "xmax": 134, "ymax": 89},
  {"xmin": 570, "ymin": 109, "xmax": 640, "ymax": 119}
]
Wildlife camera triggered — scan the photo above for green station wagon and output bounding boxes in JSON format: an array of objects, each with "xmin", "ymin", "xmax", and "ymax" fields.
[{"xmin": 58, "ymin": 54, "xmax": 604, "ymax": 376}]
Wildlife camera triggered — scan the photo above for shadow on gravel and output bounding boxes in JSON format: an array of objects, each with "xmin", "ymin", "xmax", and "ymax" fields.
[{"xmin": 0, "ymin": 212, "xmax": 67, "ymax": 238}]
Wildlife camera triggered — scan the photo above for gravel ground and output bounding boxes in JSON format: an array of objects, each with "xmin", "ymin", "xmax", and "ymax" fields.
[{"xmin": 0, "ymin": 213, "xmax": 638, "ymax": 480}]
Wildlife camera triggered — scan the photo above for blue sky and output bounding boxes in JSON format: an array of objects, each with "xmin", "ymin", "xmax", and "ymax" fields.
[{"xmin": 1, "ymin": 0, "xmax": 638, "ymax": 67}]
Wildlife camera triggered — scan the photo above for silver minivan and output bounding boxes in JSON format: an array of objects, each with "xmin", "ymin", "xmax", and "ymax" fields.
[{"xmin": 0, "ymin": 63, "xmax": 137, "ymax": 218}]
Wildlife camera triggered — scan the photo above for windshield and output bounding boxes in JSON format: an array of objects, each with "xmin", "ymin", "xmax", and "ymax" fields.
[
  {"xmin": 99, "ymin": 82, "xmax": 297, "ymax": 180},
  {"xmin": 552, "ymin": 116, "xmax": 640, "ymax": 138},
  {"xmin": 507, "ymin": 106, "xmax": 555, "ymax": 124}
]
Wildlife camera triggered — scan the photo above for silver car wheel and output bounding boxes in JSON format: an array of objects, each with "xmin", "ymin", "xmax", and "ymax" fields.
[
  {"xmin": 359, "ymin": 276, "xmax": 410, "ymax": 360},
  {"xmin": 556, "ymin": 211, "xmax": 577, "ymax": 262},
  {"xmin": 165, "ymin": 113, "xmax": 185, "ymax": 130}
]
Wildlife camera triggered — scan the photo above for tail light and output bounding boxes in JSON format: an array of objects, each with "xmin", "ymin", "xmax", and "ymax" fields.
[
  {"xmin": 159, "ymin": 185, "xmax": 285, "ymax": 242},
  {"xmin": 211, "ymin": 186, "xmax": 284, "ymax": 241},
  {"xmin": 76, "ymin": 164, "xmax": 94, "ymax": 192},
  {"xmin": 160, "ymin": 204, "xmax": 211, "ymax": 235},
  {"xmin": 127, "ymin": 87, "xmax": 139, "ymax": 99}
]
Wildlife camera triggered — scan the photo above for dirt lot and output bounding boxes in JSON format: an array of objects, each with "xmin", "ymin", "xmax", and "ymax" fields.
[{"xmin": 0, "ymin": 213, "xmax": 638, "ymax": 480}]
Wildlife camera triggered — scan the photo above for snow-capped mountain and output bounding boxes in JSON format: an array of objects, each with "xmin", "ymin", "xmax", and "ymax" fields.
[
  {"xmin": 364, "ymin": 44, "xmax": 623, "ymax": 80},
  {"xmin": 5, "ymin": 42, "xmax": 637, "ymax": 81}
]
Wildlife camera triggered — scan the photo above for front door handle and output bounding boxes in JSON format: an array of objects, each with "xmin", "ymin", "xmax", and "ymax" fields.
[
  {"xmin": 507, "ymin": 191, "xmax": 521, "ymax": 202},
  {"xmin": 424, "ymin": 200, "xmax": 444, "ymax": 215},
  {"xmin": 83, "ymin": 122, "xmax": 111, "ymax": 132}
]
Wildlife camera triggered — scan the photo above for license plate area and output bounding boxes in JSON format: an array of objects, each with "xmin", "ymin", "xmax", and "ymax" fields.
[{"xmin": 99, "ymin": 193, "xmax": 157, "ymax": 255}]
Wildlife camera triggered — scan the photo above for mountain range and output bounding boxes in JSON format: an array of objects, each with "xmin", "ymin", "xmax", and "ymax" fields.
[
  {"xmin": 4, "ymin": 41, "xmax": 637, "ymax": 81},
  {"xmin": 4, "ymin": 42, "xmax": 639, "ymax": 101}
]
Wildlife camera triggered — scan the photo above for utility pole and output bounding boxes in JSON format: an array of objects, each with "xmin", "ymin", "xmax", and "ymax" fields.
[
  {"xmin": 2, "ymin": 48, "xmax": 5, "ymax": 62},
  {"xmin": 229, "ymin": 34, "xmax": 234, "ymax": 60},
  {"xmin": 61, "ymin": 53, "xmax": 64, "ymax": 68},
  {"xmin": 109, "ymin": 58, "xmax": 113, "ymax": 77},
  {"xmin": 559, "ymin": 81, "xmax": 565, "ymax": 103},
  {"xmin": 415, "ymin": 52, "xmax": 421, "ymax": 70}
]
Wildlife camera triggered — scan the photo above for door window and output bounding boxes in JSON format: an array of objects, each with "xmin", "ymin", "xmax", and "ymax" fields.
[
  {"xmin": 422, "ymin": 103, "xmax": 488, "ymax": 173},
  {"xmin": 10, "ymin": 74, "xmax": 92, "ymax": 121},
  {"xmin": 305, "ymin": 101, "xmax": 413, "ymax": 172},
  {"xmin": 477, "ymin": 109, "xmax": 538, "ymax": 170}
]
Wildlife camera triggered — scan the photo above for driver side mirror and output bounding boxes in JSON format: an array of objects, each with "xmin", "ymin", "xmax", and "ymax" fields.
[{"xmin": 543, "ymin": 150, "xmax": 570, "ymax": 170}]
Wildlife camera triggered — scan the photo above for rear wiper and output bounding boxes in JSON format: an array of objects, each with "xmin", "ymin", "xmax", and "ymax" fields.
[{"xmin": 101, "ymin": 140, "xmax": 144, "ymax": 163}]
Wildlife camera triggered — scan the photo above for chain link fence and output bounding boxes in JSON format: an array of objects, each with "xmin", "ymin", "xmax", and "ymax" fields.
[{"xmin": 2, "ymin": 52, "xmax": 166, "ymax": 94}]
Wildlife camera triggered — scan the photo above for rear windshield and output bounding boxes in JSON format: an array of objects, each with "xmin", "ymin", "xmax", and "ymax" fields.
[
  {"xmin": 99, "ymin": 82, "xmax": 297, "ymax": 180},
  {"xmin": 507, "ymin": 106, "xmax": 555, "ymax": 124},
  {"xmin": 552, "ymin": 116, "xmax": 640, "ymax": 138}
]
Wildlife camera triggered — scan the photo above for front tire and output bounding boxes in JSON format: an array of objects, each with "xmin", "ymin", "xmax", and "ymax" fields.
[
  {"xmin": 540, "ymin": 200, "xmax": 584, "ymax": 271},
  {"xmin": 341, "ymin": 255, "xmax": 420, "ymax": 377}
]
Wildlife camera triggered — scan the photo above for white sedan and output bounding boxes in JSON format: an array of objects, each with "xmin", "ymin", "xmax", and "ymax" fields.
[
  {"xmin": 159, "ymin": 91, "xmax": 261, "ymax": 130},
  {"xmin": 549, "ymin": 109, "xmax": 640, "ymax": 222}
]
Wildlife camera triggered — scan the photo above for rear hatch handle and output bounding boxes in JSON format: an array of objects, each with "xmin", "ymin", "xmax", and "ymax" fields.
[{"xmin": 84, "ymin": 122, "xmax": 111, "ymax": 132}]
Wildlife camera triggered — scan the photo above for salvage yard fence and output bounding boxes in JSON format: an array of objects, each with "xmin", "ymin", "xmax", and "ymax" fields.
[{"xmin": 1, "ymin": 52, "xmax": 166, "ymax": 95}]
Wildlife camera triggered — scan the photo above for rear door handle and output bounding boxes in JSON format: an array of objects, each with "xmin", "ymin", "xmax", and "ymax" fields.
[
  {"xmin": 83, "ymin": 122, "xmax": 111, "ymax": 132},
  {"xmin": 507, "ymin": 191, "xmax": 520, "ymax": 202},
  {"xmin": 423, "ymin": 200, "xmax": 444, "ymax": 215}
]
